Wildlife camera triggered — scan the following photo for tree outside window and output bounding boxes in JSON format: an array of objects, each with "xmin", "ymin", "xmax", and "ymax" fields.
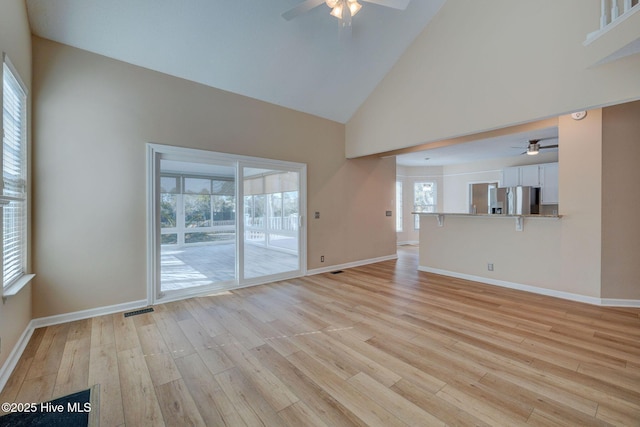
[{"xmin": 414, "ymin": 182, "xmax": 436, "ymax": 230}]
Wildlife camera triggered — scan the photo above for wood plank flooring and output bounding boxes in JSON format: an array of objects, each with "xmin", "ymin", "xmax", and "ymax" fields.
[{"xmin": 2, "ymin": 246, "xmax": 640, "ymax": 426}]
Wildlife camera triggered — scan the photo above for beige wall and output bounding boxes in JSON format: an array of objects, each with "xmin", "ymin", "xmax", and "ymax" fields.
[
  {"xmin": 346, "ymin": 0, "xmax": 640, "ymax": 157},
  {"xmin": 557, "ymin": 110, "xmax": 603, "ymax": 298},
  {"xmin": 420, "ymin": 215, "xmax": 565, "ymax": 290},
  {"xmin": 31, "ymin": 37, "xmax": 396, "ymax": 318},
  {"xmin": 0, "ymin": 0, "xmax": 32, "ymax": 368},
  {"xmin": 601, "ymin": 100, "xmax": 640, "ymax": 299},
  {"xmin": 420, "ymin": 110, "xmax": 603, "ymax": 298}
]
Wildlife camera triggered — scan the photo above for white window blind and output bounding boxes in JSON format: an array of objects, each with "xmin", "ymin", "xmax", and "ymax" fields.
[{"xmin": 2, "ymin": 58, "xmax": 28, "ymax": 288}]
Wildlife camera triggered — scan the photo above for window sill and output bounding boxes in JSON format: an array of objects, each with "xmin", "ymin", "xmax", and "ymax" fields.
[{"xmin": 2, "ymin": 274, "xmax": 35, "ymax": 303}]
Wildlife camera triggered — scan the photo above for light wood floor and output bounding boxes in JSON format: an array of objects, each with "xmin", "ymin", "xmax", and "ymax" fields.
[{"xmin": 2, "ymin": 246, "xmax": 639, "ymax": 426}]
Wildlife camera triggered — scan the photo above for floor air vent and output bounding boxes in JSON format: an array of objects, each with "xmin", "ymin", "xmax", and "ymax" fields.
[
  {"xmin": 124, "ymin": 307, "xmax": 154, "ymax": 317},
  {"xmin": 331, "ymin": 270, "xmax": 344, "ymax": 274}
]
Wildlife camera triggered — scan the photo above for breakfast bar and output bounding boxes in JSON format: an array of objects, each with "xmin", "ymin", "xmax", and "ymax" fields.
[
  {"xmin": 410, "ymin": 211, "xmax": 587, "ymax": 303},
  {"xmin": 414, "ymin": 212, "xmax": 562, "ymax": 231}
]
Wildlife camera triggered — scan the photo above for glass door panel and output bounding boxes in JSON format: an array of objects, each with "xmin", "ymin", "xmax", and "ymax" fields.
[
  {"xmin": 149, "ymin": 144, "xmax": 305, "ymax": 304},
  {"xmin": 243, "ymin": 167, "xmax": 300, "ymax": 280},
  {"xmin": 159, "ymin": 159, "xmax": 237, "ymax": 294}
]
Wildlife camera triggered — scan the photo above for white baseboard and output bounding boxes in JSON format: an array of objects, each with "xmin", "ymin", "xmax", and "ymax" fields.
[
  {"xmin": 600, "ymin": 298, "xmax": 640, "ymax": 308},
  {"xmin": 307, "ymin": 254, "xmax": 398, "ymax": 276},
  {"xmin": 0, "ymin": 299, "xmax": 148, "ymax": 393},
  {"xmin": 0, "ymin": 325, "xmax": 34, "ymax": 392},
  {"xmin": 418, "ymin": 266, "xmax": 640, "ymax": 307},
  {"xmin": 30, "ymin": 299, "xmax": 149, "ymax": 329}
]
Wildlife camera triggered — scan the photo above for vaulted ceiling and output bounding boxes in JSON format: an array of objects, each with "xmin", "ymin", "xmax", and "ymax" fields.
[
  {"xmin": 26, "ymin": 0, "xmax": 445, "ymax": 123},
  {"xmin": 25, "ymin": 0, "xmax": 569, "ymax": 165}
]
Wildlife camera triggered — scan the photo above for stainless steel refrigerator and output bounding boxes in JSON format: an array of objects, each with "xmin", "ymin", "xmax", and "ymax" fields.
[{"xmin": 490, "ymin": 186, "xmax": 540, "ymax": 215}]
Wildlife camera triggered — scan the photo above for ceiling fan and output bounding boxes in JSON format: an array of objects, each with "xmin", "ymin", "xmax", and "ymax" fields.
[
  {"xmin": 520, "ymin": 138, "xmax": 559, "ymax": 156},
  {"xmin": 282, "ymin": 0, "xmax": 411, "ymax": 28}
]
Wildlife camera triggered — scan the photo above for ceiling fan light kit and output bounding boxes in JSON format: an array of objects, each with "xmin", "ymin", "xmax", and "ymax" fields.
[
  {"xmin": 526, "ymin": 142, "xmax": 540, "ymax": 155},
  {"xmin": 282, "ymin": 0, "xmax": 411, "ymax": 25},
  {"xmin": 522, "ymin": 138, "xmax": 559, "ymax": 156},
  {"xmin": 328, "ymin": 0, "xmax": 362, "ymax": 19}
]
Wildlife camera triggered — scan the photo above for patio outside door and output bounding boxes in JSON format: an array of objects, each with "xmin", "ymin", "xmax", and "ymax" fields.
[
  {"xmin": 158, "ymin": 158, "xmax": 237, "ymax": 295},
  {"xmin": 147, "ymin": 144, "xmax": 306, "ymax": 304},
  {"xmin": 242, "ymin": 166, "xmax": 301, "ymax": 282}
]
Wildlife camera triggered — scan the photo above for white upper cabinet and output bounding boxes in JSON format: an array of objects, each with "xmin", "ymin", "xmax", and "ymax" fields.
[
  {"xmin": 520, "ymin": 165, "xmax": 541, "ymax": 187},
  {"xmin": 502, "ymin": 163, "xmax": 559, "ymax": 205},
  {"xmin": 539, "ymin": 163, "xmax": 559, "ymax": 204},
  {"xmin": 502, "ymin": 167, "xmax": 520, "ymax": 187},
  {"xmin": 502, "ymin": 164, "xmax": 541, "ymax": 187}
]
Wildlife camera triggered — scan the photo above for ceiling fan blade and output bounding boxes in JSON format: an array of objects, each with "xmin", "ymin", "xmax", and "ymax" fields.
[
  {"xmin": 540, "ymin": 144, "xmax": 559, "ymax": 150},
  {"xmin": 529, "ymin": 137, "xmax": 557, "ymax": 143},
  {"xmin": 282, "ymin": 0, "xmax": 326, "ymax": 21},
  {"xmin": 361, "ymin": 0, "xmax": 412, "ymax": 10}
]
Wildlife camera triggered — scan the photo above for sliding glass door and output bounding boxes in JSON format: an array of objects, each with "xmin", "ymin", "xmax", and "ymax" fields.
[
  {"xmin": 147, "ymin": 144, "xmax": 306, "ymax": 303},
  {"xmin": 242, "ymin": 167, "xmax": 301, "ymax": 281},
  {"xmin": 159, "ymin": 159, "xmax": 237, "ymax": 293}
]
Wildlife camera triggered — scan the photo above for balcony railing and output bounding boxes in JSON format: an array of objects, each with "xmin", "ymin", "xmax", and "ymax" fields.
[{"xmin": 587, "ymin": 0, "xmax": 640, "ymax": 42}]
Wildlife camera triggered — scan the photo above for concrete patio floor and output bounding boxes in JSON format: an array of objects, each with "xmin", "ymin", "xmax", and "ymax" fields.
[{"xmin": 160, "ymin": 240, "xmax": 299, "ymax": 291}]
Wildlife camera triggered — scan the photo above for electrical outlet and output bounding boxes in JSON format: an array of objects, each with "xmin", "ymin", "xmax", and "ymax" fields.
[
  {"xmin": 488, "ymin": 263, "xmax": 494, "ymax": 271},
  {"xmin": 321, "ymin": 256, "xmax": 325, "ymax": 262},
  {"xmin": 386, "ymin": 211, "xmax": 392, "ymax": 217},
  {"xmin": 314, "ymin": 212, "xmax": 320, "ymax": 219}
]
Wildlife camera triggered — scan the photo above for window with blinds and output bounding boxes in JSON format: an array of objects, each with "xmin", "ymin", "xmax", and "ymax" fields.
[{"xmin": 2, "ymin": 57, "xmax": 28, "ymax": 288}]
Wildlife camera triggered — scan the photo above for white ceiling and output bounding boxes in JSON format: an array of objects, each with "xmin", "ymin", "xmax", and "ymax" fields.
[
  {"xmin": 395, "ymin": 127, "xmax": 559, "ymax": 167},
  {"xmin": 26, "ymin": 0, "xmax": 445, "ymax": 123}
]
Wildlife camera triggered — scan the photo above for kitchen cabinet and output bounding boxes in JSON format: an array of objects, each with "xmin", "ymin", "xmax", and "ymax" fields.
[
  {"xmin": 539, "ymin": 163, "xmax": 559, "ymax": 204},
  {"xmin": 502, "ymin": 162, "xmax": 559, "ymax": 205},
  {"xmin": 502, "ymin": 165, "xmax": 540, "ymax": 187},
  {"xmin": 520, "ymin": 165, "xmax": 540, "ymax": 187},
  {"xmin": 502, "ymin": 167, "xmax": 520, "ymax": 187}
]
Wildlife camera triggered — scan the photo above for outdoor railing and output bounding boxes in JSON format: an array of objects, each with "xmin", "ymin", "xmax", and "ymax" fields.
[
  {"xmin": 245, "ymin": 216, "xmax": 299, "ymax": 232},
  {"xmin": 161, "ymin": 215, "xmax": 299, "ymax": 246},
  {"xmin": 587, "ymin": 0, "xmax": 639, "ymax": 42}
]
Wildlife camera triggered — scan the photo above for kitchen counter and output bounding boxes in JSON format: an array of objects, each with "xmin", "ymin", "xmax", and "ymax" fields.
[
  {"xmin": 412, "ymin": 212, "xmax": 562, "ymax": 218},
  {"xmin": 412, "ymin": 212, "xmax": 562, "ymax": 231}
]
